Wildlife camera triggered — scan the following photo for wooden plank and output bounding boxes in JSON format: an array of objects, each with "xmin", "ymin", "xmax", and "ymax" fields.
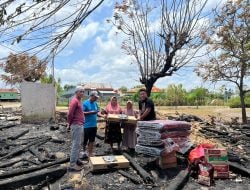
[
  {"xmin": 166, "ymin": 170, "xmax": 190, "ymax": 190},
  {"xmin": 0, "ymin": 157, "xmax": 69, "ymax": 179},
  {"xmin": 0, "ymin": 137, "xmax": 50, "ymax": 161},
  {"xmin": 123, "ymin": 152, "xmax": 154, "ymax": 184},
  {"xmin": 118, "ymin": 170, "xmax": 142, "ymax": 184},
  {"xmin": 229, "ymin": 161, "xmax": 250, "ymax": 177},
  {"xmin": 29, "ymin": 146, "xmax": 48, "ymax": 163},
  {"xmin": 96, "ymin": 133, "xmax": 105, "ymax": 140},
  {"xmin": 0, "ymin": 166, "xmax": 66, "ymax": 190},
  {"xmin": 0, "ymin": 158, "xmax": 23, "ymax": 168},
  {"xmin": 90, "ymin": 155, "xmax": 129, "ymax": 171},
  {"xmin": 0, "ymin": 123, "xmax": 17, "ymax": 130},
  {"xmin": 8, "ymin": 129, "xmax": 29, "ymax": 140}
]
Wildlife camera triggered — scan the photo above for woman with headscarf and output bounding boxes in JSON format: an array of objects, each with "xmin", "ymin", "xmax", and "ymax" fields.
[
  {"xmin": 122, "ymin": 101, "xmax": 137, "ymax": 153},
  {"xmin": 104, "ymin": 96, "xmax": 122, "ymax": 152}
]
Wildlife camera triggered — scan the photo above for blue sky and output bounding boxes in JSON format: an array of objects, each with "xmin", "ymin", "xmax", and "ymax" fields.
[{"xmin": 0, "ymin": 0, "xmax": 235, "ymax": 92}]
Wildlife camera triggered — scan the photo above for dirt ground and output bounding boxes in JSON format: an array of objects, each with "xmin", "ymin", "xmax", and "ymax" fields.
[
  {"xmin": 1, "ymin": 101, "xmax": 249, "ymax": 121},
  {"xmin": 57, "ymin": 105, "xmax": 249, "ymax": 122},
  {"xmin": 157, "ymin": 106, "xmax": 250, "ymax": 122},
  {"xmin": 1, "ymin": 103, "xmax": 249, "ymax": 190}
]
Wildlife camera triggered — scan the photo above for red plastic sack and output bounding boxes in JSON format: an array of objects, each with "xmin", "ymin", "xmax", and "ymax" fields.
[
  {"xmin": 189, "ymin": 145, "xmax": 205, "ymax": 164},
  {"xmin": 189, "ymin": 143, "xmax": 215, "ymax": 164}
]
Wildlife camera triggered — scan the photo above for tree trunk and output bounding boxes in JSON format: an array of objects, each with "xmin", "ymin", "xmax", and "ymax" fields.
[
  {"xmin": 239, "ymin": 89, "xmax": 247, "ymax": 124},
  {"xmin": 144, "ymin": 80, "xmax": 155, "ymax": 97}
]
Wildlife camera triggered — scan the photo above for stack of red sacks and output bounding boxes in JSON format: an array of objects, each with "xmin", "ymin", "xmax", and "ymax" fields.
[
  {"xmin": 158, "ymin": 120, "xmax": 191, "ymax": 138},
  {"xmin": 135, "ymin": 121, "xmax": 165, "ymax": 156},
  {"xmin": 136, "ymin": 120, "xmax": 193, "ymax": 157},
  {"xmin": 157, "ymin": 120, "xmax": 193, "ymax": 154}
]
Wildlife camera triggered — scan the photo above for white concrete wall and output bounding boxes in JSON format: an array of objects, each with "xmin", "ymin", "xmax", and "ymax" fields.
[{"xmin": 21, "ymin": 82, "xmax": 56, "ymax": 122}]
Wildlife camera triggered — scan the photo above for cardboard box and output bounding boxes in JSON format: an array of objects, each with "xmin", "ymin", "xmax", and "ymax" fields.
[
  {"xmin": 89, "ymin": 155, "xmax": 129, "ymax": 171},
  {"xmin": 213, "ymin": 164, "xmax": 229, "ymax": 173},
  {"xmin": 107, "ymin": 114, "xmax": 137, "ymax": 124},
  {"xmin": 204, "ymin": 149, "xmax": 227, "ymax": 156},
  {"xmin": 206, "ymin": 155, "xmax": 228, "ymax": 162},
  {"xmin": 159, "ymin": 152, "xmax": 177, "ymax": 164},
  {"xmin": 204, "ymin": 148, "xmax": 228, "ymax": 163},
  {"xmin": 211, "ymin": 164, "xmax": 229, "ymax": 179},
  {"xmin": 214, "ymin": 171, "xmax": 229, "ymax": 179}
]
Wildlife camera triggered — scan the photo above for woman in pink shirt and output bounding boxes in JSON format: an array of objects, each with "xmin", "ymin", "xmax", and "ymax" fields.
[{"xmin": 104, "ymin": 96, "xmax": 122, "ymax": 152}]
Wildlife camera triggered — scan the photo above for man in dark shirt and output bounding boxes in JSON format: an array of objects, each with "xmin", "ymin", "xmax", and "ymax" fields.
[{"xmin": 138, "ymin": 89, "xmax": 156, "ymax": 121}]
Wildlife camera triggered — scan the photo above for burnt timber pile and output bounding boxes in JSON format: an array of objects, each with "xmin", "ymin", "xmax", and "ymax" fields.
[{"xmin": 0, "ymin": 107, "xmax": 249, "ymax": 190}]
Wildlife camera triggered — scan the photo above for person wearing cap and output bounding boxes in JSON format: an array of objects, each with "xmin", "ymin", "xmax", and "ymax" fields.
[
  {"xmin": 82, "ymin": 91, "xmax": 104, "ymax": 157},
  {"xmin": 67, "ymin": 86, "xmax": 86, "ymax": 171}
]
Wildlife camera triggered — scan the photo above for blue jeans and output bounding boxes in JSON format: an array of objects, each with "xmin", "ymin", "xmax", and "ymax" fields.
[{"xmin": 70, "ymin": 124, "xmax": 83, "ymax": 165}]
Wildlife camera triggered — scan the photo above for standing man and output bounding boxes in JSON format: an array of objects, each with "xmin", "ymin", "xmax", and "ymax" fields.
[
  {"xmin": 83, "ymin": 91, "xmax": 104, "ymax": 157},
  {"xmin": 138, "ymin": 88, "xmax": 156, "ymax": 121},
  {"xmin": 67, "ymin": 86, "xmax": 85, "ymax": 171}
]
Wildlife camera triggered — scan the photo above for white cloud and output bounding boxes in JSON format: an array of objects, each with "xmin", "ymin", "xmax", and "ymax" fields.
[
  {"xmin": 55, "ymin": 22, "xmax": 140, "ymax": 89},
  {"xmin": 205, "ymin": 0, "xmax": 228, "ymax": 11},
  {"xmin": 67, "ymin": 22, "xmax": 100, "ymax": 48},
  {"xmin": 37, "ymin": 0, "xmax": 240, "ymax": 91},
  {"xmin": 0, "ymin": 45, "xmax": 11, "ymax": 59}
]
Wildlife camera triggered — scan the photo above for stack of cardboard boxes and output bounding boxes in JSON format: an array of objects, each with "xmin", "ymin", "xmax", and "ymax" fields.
[
  {"xmin": 157, "ymin": 139, "xmax": 179, "ymax": 169},
  {"xmin": 157, "ymin": 151, "xmax": 177, "ymax": 169},
  {"xmin": 204, "ymin": 148, "xmax": 229, "ymax": 179}
]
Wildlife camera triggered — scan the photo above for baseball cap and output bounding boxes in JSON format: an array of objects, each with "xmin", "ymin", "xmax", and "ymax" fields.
[
  {"xmin": 90, "ymin": 91, "xmax": 99, "ymax": 98},
  {"xmin": 75, "ymin": 86, "xmax": 85, "ymax": 93}
]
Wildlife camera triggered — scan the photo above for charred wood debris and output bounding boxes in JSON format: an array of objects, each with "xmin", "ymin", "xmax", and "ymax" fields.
[{"xmin": 0, "ymin": 108, "xmax": 249, "ymax": 190}]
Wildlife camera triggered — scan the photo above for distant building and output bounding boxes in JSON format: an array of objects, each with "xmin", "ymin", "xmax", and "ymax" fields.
[
  {"xmin": 61, "ymin": 82, "xmax": 118, "ymax": 101},
  {"xmin": 0, "ymin": 88, "xmax": 20, "ymax": 101},
  {"xmin": 126, "ymin": 86, "xmax": 163, "ymax": 96}
]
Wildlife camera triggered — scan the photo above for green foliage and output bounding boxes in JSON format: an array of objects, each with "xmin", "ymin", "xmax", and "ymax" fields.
[
  {"xmin": 63, "ymin": 84, "xmax": 75, "ymax": 91},
  {"xmin": 151, "ymin": 92, "xmax": 167, "ymax": 106},
  {"xmin": 40, "ymin": 74, "xmax": 64, "ymax": 98},
  {"xmin": 123, "ymin": 84, "xmax": 238, "ymax": 107},
  {"xmin": 165, "ymin": 84, "xmax": 186, "ymax": 106},
  {"xmin": 120, "ymin": 95, "xmax": 132, "ymax": 102},
  {"xmin": 196, "ymin": 0, "xmax": 250, "ymax": 123},
  {"xmin": 186, "ymin": 87, "xmax": 209, "ymax": 105},
  {"xmin": 132, "ymin": 91, "xmax": 139, "ymax": 102},
  {"xmin": 119, "ymin": 86, "xmax": 128, "ymax": 93},
  {"xmin": 228, "ymin": 97, "xmax": 250, "ymax": 108},
  {"xmin": 40, "ymin": 74, "xmax": 53, "ymax": 84}
]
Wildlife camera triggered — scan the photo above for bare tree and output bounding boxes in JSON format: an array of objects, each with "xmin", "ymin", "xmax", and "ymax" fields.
[
  {"xmin": 195, "ymin": 0, "xmax": 250, "ymax": 124},
  {"xmin": 0, "ymin": 0, "xmax": 104, "ymax": 60},
  {"xmin": 110, "ymin": 0, "xmax": 208, "ymax": 96},
  {"xmin": 0, "ymin": 53, "xmax": 47, "ymax": 85}
]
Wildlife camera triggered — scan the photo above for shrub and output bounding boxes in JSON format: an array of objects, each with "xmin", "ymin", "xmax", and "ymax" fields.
[{"xmin": 228, "ymin": 97, "xmax": 250, "ymax": 108}]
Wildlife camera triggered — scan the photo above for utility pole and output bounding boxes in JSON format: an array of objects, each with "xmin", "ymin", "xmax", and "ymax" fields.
[{"xmin": 52, "ymin": 50, "xmax": 55, "ymax": 86}]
